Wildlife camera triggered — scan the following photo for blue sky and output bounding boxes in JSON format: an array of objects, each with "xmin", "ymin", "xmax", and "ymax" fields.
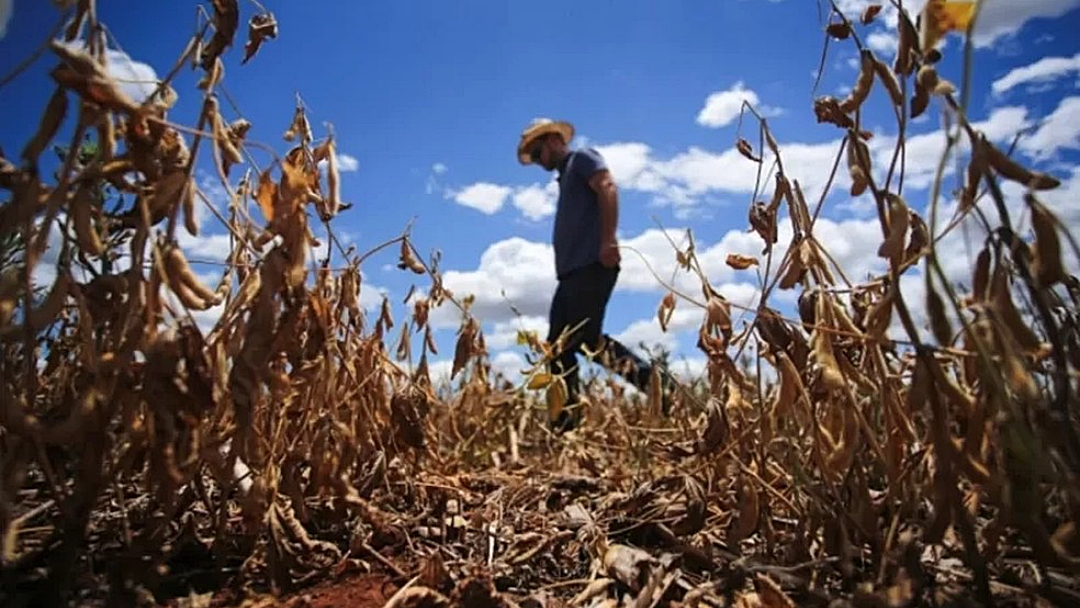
[{"xmin": 3, "ymin": 0, "xmax": 1080, "ymax": 389}]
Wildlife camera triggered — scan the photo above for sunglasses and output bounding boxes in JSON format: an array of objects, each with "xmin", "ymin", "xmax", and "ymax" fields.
[{"xmin": 530, "ymin": 143, "xmax": 544, "ymax": 163}]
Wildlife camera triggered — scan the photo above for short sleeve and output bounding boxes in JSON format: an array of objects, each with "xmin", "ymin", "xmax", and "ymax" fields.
[{"xmin": 572, "ymin": 147, "xmax": 608, "ymax": 179}]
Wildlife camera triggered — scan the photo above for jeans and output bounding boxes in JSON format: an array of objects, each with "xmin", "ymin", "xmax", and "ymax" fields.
[{"xmin": 547, "ymin": 262, "xmax": 654, "ymax": 420}]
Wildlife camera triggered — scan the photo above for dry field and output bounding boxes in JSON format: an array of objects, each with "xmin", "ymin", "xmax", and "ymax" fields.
[{"xmin": 1, "ymin": 1, "xmax": 1079, "ymax": 607}]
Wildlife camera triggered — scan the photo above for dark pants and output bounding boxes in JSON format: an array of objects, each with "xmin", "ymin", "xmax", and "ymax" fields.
[{"xmin": 547, "ymin": 262, "xmax": 653, "ymax": 423}]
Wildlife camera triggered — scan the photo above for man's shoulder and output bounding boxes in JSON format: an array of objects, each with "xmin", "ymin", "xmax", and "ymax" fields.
[{"xmin": 570, "ymin": 147, "xmax": 608, "ymax": 176}]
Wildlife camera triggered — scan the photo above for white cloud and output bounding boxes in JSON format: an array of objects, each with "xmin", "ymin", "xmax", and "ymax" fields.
[
  {"xmin": 486, "ymin": 315, "xmax": 549, "ymax": 350},
  {"xmin": 696, "ymin": 81, "xmax": 780, "ymax": 128},
  {"xmin": 993, "ymin": 53, "xmax": 1080, "ymax": 96},
  {"xmin": 336, "ymin": 153, "xmax": 359, "ymax": 172},
  {"xmin": 449, "ymin": 182, "xmax": 512, "ymax": 214},
  {"xmin": 490, "ymin": 351, "xmax": 528, "ymax": 384},
  {"xmin": 866, "ymin": 31, "xmax": 898, "ymax": 56},
  {"xmin": 511, "ymin": 181, "xmax": 558, "ymax": 221},
  {"xmin": 446, "ymin": 180, "xmax": 557, "ymax": 220},
  {"xmin": 834, "ymin": 1, "xmax": 1080, "ymax": 52},
  {"xmin": 869, "ymin": 106, "xmax": 1032, "ymax": 191},
  {"xmin": 969, "ymin": 0, "xmax": 1080, "ymax": 48},
  {"xmin": 430, "ymin": 237, "xmax": 555, "ymax": 329},
  {"xmin": 433, "ymin": 163, "xmax": 448, "ymax": 174},
  {"xmin": 103, "ymin": 49, "xmax": 160, "ymax": 103},
  {"xmin": 1019, "ymin": 96, "xmax": 1080, "ymax": 161}
]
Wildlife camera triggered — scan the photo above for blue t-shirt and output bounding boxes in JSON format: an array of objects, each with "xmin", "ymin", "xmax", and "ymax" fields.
[{"xmin": 553, "ymin": 147, "xmax": 608, "ymax": 279}]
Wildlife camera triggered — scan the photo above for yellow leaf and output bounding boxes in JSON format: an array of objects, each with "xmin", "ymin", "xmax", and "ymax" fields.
[
  {"xmin": 920, "ymin": 0, "xmax": 975, "ymax": 52},
  {"xmin": 546, "ymin": 377, "xmax": 567, "ymax": 422},
  {"xmin": 527, "ymin": 372, "xmax": 552, "ymax": 390},
  {"xmin": 941, "ymin": 1, "xmax": 975, "ymax": 31}
]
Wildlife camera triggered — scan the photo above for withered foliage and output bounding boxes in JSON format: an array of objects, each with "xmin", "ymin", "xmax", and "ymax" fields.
[{"xmin": 2, "ymin": 2, "xmax": 1080, "ymax": 608}]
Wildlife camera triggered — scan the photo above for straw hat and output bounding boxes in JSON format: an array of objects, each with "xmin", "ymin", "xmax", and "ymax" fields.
[{"xmin": 517, "ymin": 118, "xmax": 574, "ymax": 165}]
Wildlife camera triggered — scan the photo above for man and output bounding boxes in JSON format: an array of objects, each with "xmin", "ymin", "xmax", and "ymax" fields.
[{"xmin": 517, "ymin": 118, "xmax": 670, "ymax": 432}]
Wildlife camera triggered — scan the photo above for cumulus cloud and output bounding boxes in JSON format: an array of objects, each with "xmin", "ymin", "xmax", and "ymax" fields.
[
  {"xmin": 696, "ymin": 81, "xmax": 780, "ymax": 128},
  {"xmin": 448, "ymin": 182, "xmax": 512, "ymax": 214},
  {"xmin": 1019, "ymin": 96, "xmax": 1080, "ymax": 161},
  {"xmin": 103, "ymin": 49, "xmax": 161, "ymax": 103},
  {"xmin": 993, "ymin": 52, "xmax": 1080, "ymax": 95},
  {"xmin": 833, "ymin": 0, "xmax": 1080, "ymax": 49},
  {"xmin": 511, "ymin": 181, "xmax": 558, "ymax": 221},
  {"xmin": 336, "ymin": 153, "xmax": 359, "ymax": 172},
  {"xmin": 446, "ymin": 180, "xmax": 558, "ymax": 221}
]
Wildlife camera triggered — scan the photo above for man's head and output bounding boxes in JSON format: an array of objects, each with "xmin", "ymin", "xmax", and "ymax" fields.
[{"xmin": 517, "ymin": 119, "xmax": 573, "ymax": 172}]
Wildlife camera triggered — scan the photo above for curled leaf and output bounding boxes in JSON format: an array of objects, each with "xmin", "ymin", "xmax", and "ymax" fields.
[
  {"xmin": 861, "ymin": 4, "xmax": 883, "ymax": 24},
  {"xmin": 255, "ymin": 168, "xmax": 277, "ymax": 223},
  {"xmin": 397, "ymin": 240, "xmax": 426, "ymax": 274},
  {"xmin": 726, "ymin": 253, "xmax": 760, "ymax": 270},
  {"xmin": 826, "ymin": 21, "xmax": 851, "ymax": 40},
  {"xmin": 657, "ymin": 291, "xmax": 676, "ymax": 332},
  {"xmin": 243, "ymin": 12, "xmax": 279, "ymax": 64},
  {"xmin": 737, "ymin": 138, "xmax": 760, "ymax": 162},
  {"xmin": 200, "ymin": 0, "xmax": 239, "ymax": 70}
]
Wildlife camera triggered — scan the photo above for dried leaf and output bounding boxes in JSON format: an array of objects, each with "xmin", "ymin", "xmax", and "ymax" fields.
[
  {"xmin": 754, "ymin": 574, "xmax": 796, "ymax": 608},
  {"xmin": 697, "ymin": 396, "xmax": 729, "ymax": 456},
  {"xmin": 546, "ymin": 376, "xmax": 569, "ymax": 425},
  {"xmin": 200, "ymin": 0, "xmax": 239, "ymax": 70},
  {"xmin": 826, "ymin": 21, "xmax": 851, "ymax": 40},
  {"xmin": 243, "ymin": 12, "xmax": 279, "ymax": 64},
  {"xmin": 657, "ymin": 291, "xmax": 676, "ymax": 332},
  {"xmin": 452, "ymin": 317, "xmax": 478, "ymax": 379},
  {"xmin": 602, "ymin": 544, "xmax": 657, "ymax": 594},
  {"xmin": 726, "ymin": 253, "xmax": 759, "ymax": 270},
  {"xmin": 737, "ymin": 138, "xmax": 759, "ymax": 162},
  {"xmin": 861, "ymin": 4, "xmax": 883, "ymax": 24},
  {"xmin": 727, "ymin": 476, "xmax": 760, "ymax": 544},
  {"xmin": 255, "ymin": 167, "xmax": 277, "ymax": 223},
  {"xmin": 398, "ymin": 240, "xmax": 426, "ymax": 274},
  {"xmin": 705, "ymin": 295, "xmax": 732, "ymax": 346},
  {"xmin": 748, "ymin": 201, "xmax": 778, "ymax": 253},
  {"xmin": 779, "ymin": 239, "xmax": 810, "ymax": 290},
  {"xmin": 904, "ymin": 208, "xmax": 929, "ymax": 263}
]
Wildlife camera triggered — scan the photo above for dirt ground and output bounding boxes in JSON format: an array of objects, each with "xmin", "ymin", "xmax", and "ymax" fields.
[{"xmin": 205, "ymin": 573, "xmax": 399, "ymax": 608}]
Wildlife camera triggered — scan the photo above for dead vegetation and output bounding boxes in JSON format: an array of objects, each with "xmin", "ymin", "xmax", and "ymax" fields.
[{"xmin": 1, "ymin": 1, "xmax": 1079, "ymax": 607}]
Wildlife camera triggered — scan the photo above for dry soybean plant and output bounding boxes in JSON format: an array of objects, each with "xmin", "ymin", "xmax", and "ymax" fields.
[
  {"xmin": 1, "ymin": 1, "xmax": 1079, "ymax": 607},
  {"xmin": 0, "ymin": 1, "xmax": 491, "ymax": 605}
]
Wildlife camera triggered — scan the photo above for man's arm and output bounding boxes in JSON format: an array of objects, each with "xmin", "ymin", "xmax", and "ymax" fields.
[{"xmin": 589, "ymin": 169, "xmax": 621, "ymax": 266}]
